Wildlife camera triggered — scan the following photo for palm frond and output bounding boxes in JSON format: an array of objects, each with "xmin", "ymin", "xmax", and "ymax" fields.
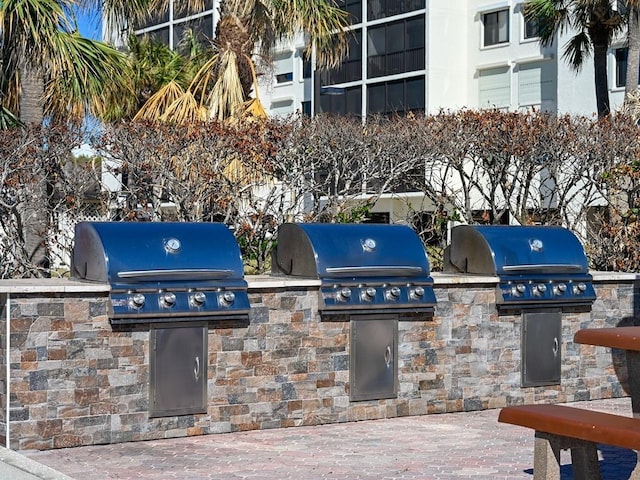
[
  {"xmin": 134, "ymin": 80, "xmax": 186, "ymax": 121},
  {"xmin": 42, "ymin": 31, "xmax": 133, "ymax": 122},
  {"xmin": 98, "ymin": 0, "xmax": 156, "ymax": 37},
  {"xmin": 186, "ymin": 55, "xmax": 219, "ymax": 107},
  {"xmin": 159, "ymin": 90, "xmax": 208, "ymax": 123},
  {"xmin": 207, "ymin": 50, "xmax": 245, "ymax": 121},
  {"xmin": 273, "ymin": 0, "xmax": 350, "ymax": 68},
  {"xmin": 525, "ymin": 0, "xmax": 571, "ymax": 47},
  {"xmin": 562, "ymin": 31, "xmax": 592, "ymax": 70},
  {"xmin": 0, "ymin": 105, "xmax": 24, "ymax": 129},
  {"xmin": 240, "ymin": 97, "xmax": 267, "ymax": 119}
]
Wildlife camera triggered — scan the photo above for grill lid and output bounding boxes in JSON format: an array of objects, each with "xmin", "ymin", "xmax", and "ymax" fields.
[
  {"xmin": 273, "ymin": 223, "xmax": 436, "ymax": 315},
  {"xmin": 445, "ymin": 225, "xmax": 589, "ymax": 276},
  {"xmin": 73, "ymin": 222, "xmax": 245, "ymax": 288},
  {"xmin": 273, "ymin": 223, "xmax": 431, "ymax": 280}
]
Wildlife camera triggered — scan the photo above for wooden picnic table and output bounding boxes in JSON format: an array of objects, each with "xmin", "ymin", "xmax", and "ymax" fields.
[{"xmin": 574, "ymin": 326, "xmax": 640, "ymax": 418}]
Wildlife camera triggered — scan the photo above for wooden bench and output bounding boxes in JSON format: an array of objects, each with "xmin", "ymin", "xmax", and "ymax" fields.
[{"xmin": 498, "ymin": 404, "xmax": 640, "ymax": 480}]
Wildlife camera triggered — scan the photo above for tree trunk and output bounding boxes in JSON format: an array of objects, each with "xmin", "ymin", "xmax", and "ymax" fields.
[
  {"xmin": 627, "ymin": 7, "xmax": 640, "ymax": 96},
  {"xmin": 593, "ymin": 41, "xmax": 611, "ymax": 118},
  {"xmin": 19, "ymin": 68, "xmax": 50, "ymax": 275}
]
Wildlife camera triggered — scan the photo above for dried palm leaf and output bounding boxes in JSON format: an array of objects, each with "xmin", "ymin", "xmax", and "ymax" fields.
[
  {"xmin": 134, "ymin": 80, "xmax": 185, "ymax": 122},
  {"xmin": 207, "ymin": 50, "xmax": 245, "ymax": 121},
  {"xmin": 160, "ymin": 90, "xmax": 208, "ymax": 123}
]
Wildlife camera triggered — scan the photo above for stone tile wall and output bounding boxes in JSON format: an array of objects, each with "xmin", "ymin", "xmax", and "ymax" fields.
[{"xmin": 1, "ymin": 280, "xmax": 637, "ymax": 450}]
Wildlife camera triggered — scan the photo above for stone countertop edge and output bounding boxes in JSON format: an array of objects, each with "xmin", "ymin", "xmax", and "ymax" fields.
[{"xmin": 0, "ymin": 271, "xmax": 635, "ymax": 294}]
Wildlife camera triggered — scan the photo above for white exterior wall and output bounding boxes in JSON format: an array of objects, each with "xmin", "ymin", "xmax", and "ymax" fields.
[{"xmin": 426, "ymin": 0, "xmax": 468, "ymax": 113}]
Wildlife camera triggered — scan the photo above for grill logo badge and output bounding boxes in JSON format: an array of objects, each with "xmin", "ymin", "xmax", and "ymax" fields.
[
  {"xmin": 164, "ymin": 237, "xmax": 182, "ymax": 254},
  {"xmin": 529, "ymin": 238, "xmax": 543, "ymax": 252},
  {"xmin": 362, "ymin": 238, "xmax": 376, "ymax": 252}
]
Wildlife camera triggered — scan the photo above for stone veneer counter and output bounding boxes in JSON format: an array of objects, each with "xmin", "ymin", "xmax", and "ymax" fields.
[
  {"xmin": 0, "ymin": 272, "xmax": 637, "ymax": 450},
  {"xmin": 1, "ymin": 271, "xmax": 634, "ymax": 292}
]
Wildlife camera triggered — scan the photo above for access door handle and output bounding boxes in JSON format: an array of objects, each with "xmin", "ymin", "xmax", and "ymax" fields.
[
  {"xmin": 194, "ymin": 356, "xmax": 201, "ymax": 381},
  {"xmin": 385, "ymin": 345, "xmax": 392, "ymax": 368}
]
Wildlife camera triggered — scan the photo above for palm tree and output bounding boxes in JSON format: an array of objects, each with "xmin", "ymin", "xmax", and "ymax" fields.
[
  {"xmin": 135, "ymin": 0, "xmax": 350, "ymax": 122},
  {"xmin": 626, "ymin": 2, "xmax": 640, "ymax": 96},
  {"xmin": 0, "ymin": 0, "xmax": 138, "ymax": 128},
  {"xmin": 0, "ymin": 0, "xmax": 153, "ymax": 274},
  {"xmin": 526, "ymin": 0, "xmax": 625, "ymax": 118}
]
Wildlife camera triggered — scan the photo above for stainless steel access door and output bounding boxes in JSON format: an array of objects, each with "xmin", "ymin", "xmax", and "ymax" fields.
[
  {"xmin": 521, "ymin": 311, "xmax": 562, "ymax": 387},
  {"xmin": 150, "ymin": 322, "xmax": 207, "ymax": 417},
  {"xmin": 350, "ymin": 315, "xmax": 398, "ymax": 401}
]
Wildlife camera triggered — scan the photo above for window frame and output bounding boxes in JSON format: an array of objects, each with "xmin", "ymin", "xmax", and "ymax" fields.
[
  {"xmin": 273, "ymin": 52, "xmax": 294, "ymax": 85},
  {"xmin": 522, "ymin": 11, "xmax": 539, "ymax": 41},
  {"xmin": 615, "ymin": 47, "xmax": 628, "ymax": 89},
  {"xmin": 482, "ymin": 8, "xmax": 510, "ymax": 48}
]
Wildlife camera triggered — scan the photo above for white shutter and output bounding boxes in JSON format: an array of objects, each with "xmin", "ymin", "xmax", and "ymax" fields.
[
  {"xmin": 518, "ymin": 62, "xmax": 553, "ymax": 107},
  {"xmin": 270, "ymin": 100, "xmax": 294, "ymax": 116},
  {"xmin": 479, "ymin": 66, "xmax": 510, "ymax": 109}
]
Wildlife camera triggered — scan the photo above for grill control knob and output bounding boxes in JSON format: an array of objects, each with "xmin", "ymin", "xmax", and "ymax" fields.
[
  {"xmin": 129, "ymin": 293, "xmax": 145, "ymax": 309},
  {"xmin": 553, "ymin": 283, "xmax": 568, "ymax": 296},
  {"xmin": 513, "ymin": 284, "xmax": 526, "ymax": 296},
  {"xmin": 573, "ymin": 282, "xmax": 588, "ymax": 294},
  {"xmin": 220, "ymin": 291, "xmax": 236, "ymax": 306},
  {"xmin": 336, "ymin": 287, "xmax": 352, "ymax": 302},
  {"xmin": 386, "ymin": 286, "xmax": 401, "ymax": 301},
  {"xmin": 410, "ymin": 286, "xmax": 425, "ymax": 300},
  {"xmin": 190, "ymin": 291, "xmax": 207, "ymax": 307},
  {"xmin": 160, "ymin": 292, "xmax": 177, "ymax": 308},
  {"xmin": 534, "ymin": 284, "xmax": 547, "ymax": 295},
  {"xmin": 363, "ymin": 287, "xmax": 377, "ymax": 301}
]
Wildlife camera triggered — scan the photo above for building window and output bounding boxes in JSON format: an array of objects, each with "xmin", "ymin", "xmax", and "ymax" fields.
[
  {"xmin": 319, "ymin": 85, "xmax": 362, "ymax": 116},
  {"xmin": 143, "ymin": 27, "xmax": 170, "ymax": 46},
  {"xmin": 270, "ymin": 99, "xmax": 294, "ymax": 116},
  {"xmin": 172, "ymin": 14, "xmax": 214, "ymax": 53},
  {"xmin": 616, "ymin": 47, "xmax": 628, "ymax": 88},
  {"xmin": 320, "ymin": 29, "xmax": 362, "ymax": 85},
  {"xmin": 336, "ymin": 0, "xmax": 362, "ymax": 23},
  {"xmin": 366, "ymin": 76, "xmax": 425, "ymax": 115},
  {"xmin": 367, "ymin": 16, "xmax": 425, "ymax": 78},
  {"xmin": 518, "ymin": 61, "xmax": 554, "ymax": 110},
  {"xmin": 523, "ymin": 12, "xmax": 539, "ymax": 39},
  {"xmin": 483, "ymin": 9, "xmax": 509, "ymax": 47},
  {"xmin": 367, "ymin": 0, "xmax": 426, "ymax": 21},
  {"xmin": 301, "ymin": 101, "xmax": 312, "ymax": 116},
  {"xmin": 302, "ymin": 57, "xmax": 312, "ymax": 79},
  {"xmin": 276, "ymin": 72, "xmax": 294, "ymax": 83},
  {"xmin": 274, "ymin": 53, "xmax": 294, "ymax": 84},
  {"xmin": 174, "ymin": 0, "xmax": 214, "ymax": 20},
  {"xmin": 135, "ymin": 0, "xmax": 169, "ymax": 29}
]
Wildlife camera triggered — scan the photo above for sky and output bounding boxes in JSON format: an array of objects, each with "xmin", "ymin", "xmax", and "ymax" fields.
[{"xmin": 75, "ymin": 7, "xmax": 101, "ymax": 40}]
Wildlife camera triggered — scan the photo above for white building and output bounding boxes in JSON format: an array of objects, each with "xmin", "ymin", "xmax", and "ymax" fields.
[
  {"xmin": 125, "ymin": 0, "xmax": 630, "ymax": 117},
  {"xmin": 258, "ymin": 0, "xmax": 628, "ymax": 118}
]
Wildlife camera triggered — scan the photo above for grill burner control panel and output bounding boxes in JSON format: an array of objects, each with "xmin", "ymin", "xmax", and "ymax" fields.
[
  {"xmin": 110, "ymin": 289, "xmax": 248, "ymax": 319},
  {"xmin": 321, "ymin": 283, "xmax": 435, "ymax": 312},
  {"xmin": 499, "ymin": 279, "xmax": 596, "ymax": 305}
]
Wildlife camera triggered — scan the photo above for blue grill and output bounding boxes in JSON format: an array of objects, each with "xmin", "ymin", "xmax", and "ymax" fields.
[
  {"xmin": 72, "ymin": 222, "xmax": 250, "ymax": 324},
  {"xmin": 272, "ymin": 223, "xmax": 436, "ymax": 315},
  {"xmin": 444, "ymin": 225, "xmax": 596, "ymax": 310}
]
